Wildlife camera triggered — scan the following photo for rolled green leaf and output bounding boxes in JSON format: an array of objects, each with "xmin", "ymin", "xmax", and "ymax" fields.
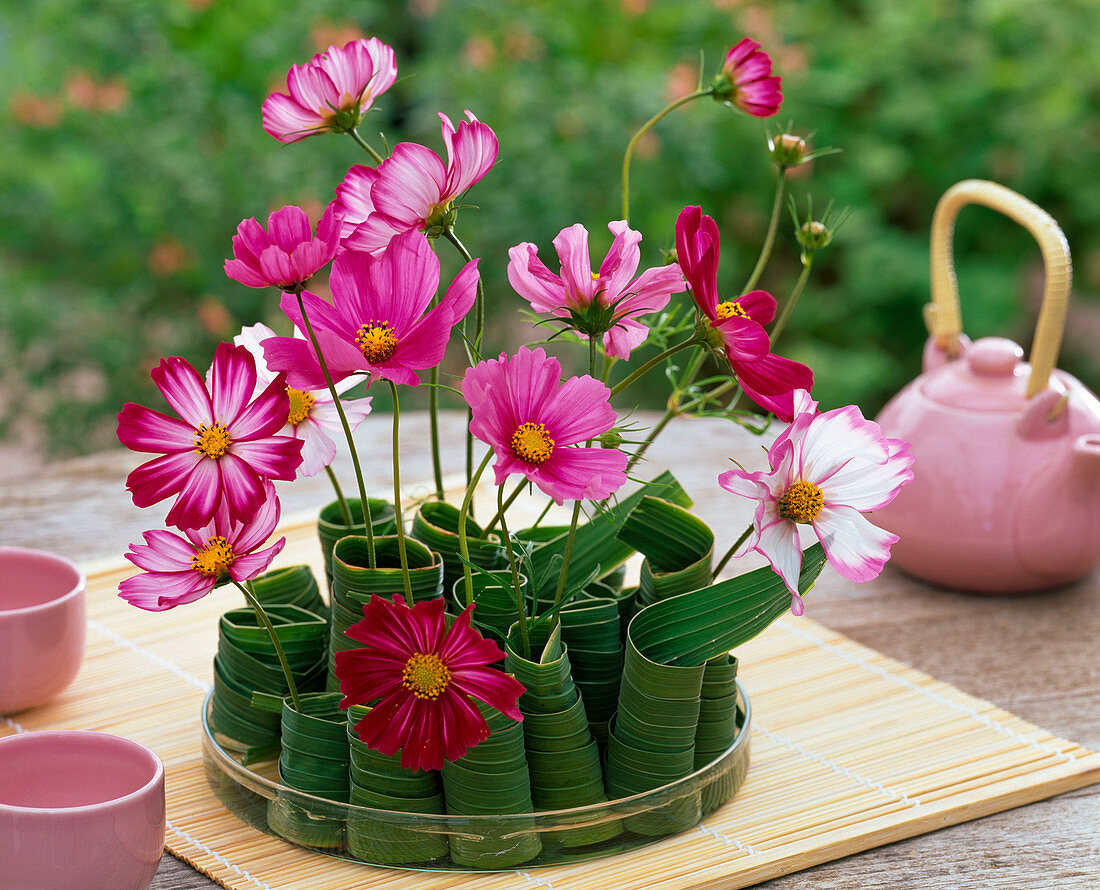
[
  {"xmin": 317, "ymin": 497, "xmax": 396, "ymax": 590},
  {"xmin": 246, "ymin": 565, "xmax": 328, "ymax": 620},
  {"xmin": 618, "ymin": 497, "xmax": 714, "ymax": 607},
  {"xmin": 344, "ymin": 705, "xmax": 449, "ymax": 864},
  {"xmin": 449, "ymin": 572, "xmax": 531, "ymax": 646},
  {"xmin": 505, "ymin": 621, "xmax": 621, "ymax": 848},
  {"xmin": 411, "ymin": 501, "xmax": 505, "ymax": 597},
  {"xmin": 558, "ymin": 596, "xmax": 624, "ymax": 739}
]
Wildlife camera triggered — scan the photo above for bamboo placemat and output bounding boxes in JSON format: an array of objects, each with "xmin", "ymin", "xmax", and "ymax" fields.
[{"xmin": 4, "ymin": 515, "xmax": 1099, "ymax": 890}]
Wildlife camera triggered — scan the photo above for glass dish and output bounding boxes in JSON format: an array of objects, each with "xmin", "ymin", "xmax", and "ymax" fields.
[{"xmin": 200, "ymin": 683, "xmax": 751, "ymax": 870}]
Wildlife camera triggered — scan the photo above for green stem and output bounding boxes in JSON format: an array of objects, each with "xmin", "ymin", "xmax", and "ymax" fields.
[
  {"xmin": 294, "ymin": 293, "xmax": 375, "ymax": 568},
  {"xmin": 609, "ymin": 337, "xmax": 697, "ymax": 398},
  {"xmin": 348, "ymin": 127, "xmax": 384, "ymax": 164},
  {"xmin": 442, "ymin": 228, "xmax": 483, "ymax": 494},
  {"xmin": 484, "ymin": 478, "xmax": 526, "ymax": 535},
  {"xmin": 496, "ymin": 484, "xmax": 531, "ymax": 660},
  {"xmin": 324, "ymin": 465, "xmax": 352, "ymax": 528},
  {"xmin": 428, "ymin": 367, "xmax": 444, "ymax": 500},
  {"xmin": 712, "ymin": 522, "xmax": 754, "ymax": 579},
  {"xmin": 625, "ymin": 347, "xmax": 707, "ymax": 472},
  {"xmin": 235, "ymin": 580, "xmax": 301, "ymax": 712},
  {"xmin": 387, "ymin": 381, "xmax": 413, "ymax": 602},
  {"xmin": 530, "ymin": 494, "xmax": 555, "ymax": 530},
  {"xmin": 768, "ymin": 252, "xmax": 814, "ymax": 347},
  {"xmin": 459, "ymin": 450, "xmax": 494, "ymax": 607},
  {"xmin": 622, "ymin": 88, "xmax": 711, "ymax": 222},
  {"xmin": 742, "ymin": 170, "xmax": 787, "ymax": 294},
  {"xmin": 552, "ymin": 500, "xmax": 583, "ymax": 610}
]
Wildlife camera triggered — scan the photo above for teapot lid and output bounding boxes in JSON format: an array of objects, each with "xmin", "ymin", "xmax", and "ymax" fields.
[{"xmin": 921, "ymin": 337, "xmax": 1045, "ymax": 411}]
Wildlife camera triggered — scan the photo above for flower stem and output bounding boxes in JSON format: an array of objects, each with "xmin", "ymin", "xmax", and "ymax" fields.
[
  {"xmin": 349, "ymin": 128, "xmax": 384, "ymax": 164},
  {"xmin": 742, "ymin": 169, "xmax": 787, "ymax": 294},
  {"xmin": 768, "ymin": 251, "xmax": 814, "ymax": 346},
  {"xmin": 294, "ymin": 293, "xmax": 375, "ymax": 567},
  {"xmin": 235, "ymin": 580, "xmax": 301, "ymax": 712},
  {"xmin": 621, "ymin": 88, "xmax": 711, "ymax": 222},
  {"xmin": 387, "ymin": 380, "xmax": 413, "ymax": 603},
  {"xmin": 712, "ymin": 522, "xmax": 755, "ymax": 579},
  {"xmin": 428, "ymin": 365, "xmax": 444, "ymax": 500},
  {"xmin": 608, "ymin": 337, "xmax": 697, "ymax": 398},
  {"xmin": 552, "ymin": 500, "xmax": 583, "ymax": 610},
  {"xmin": 442, "ymin": 228, "xmax": 483, "ymax": 494},
  {"xmin": 484, "ymin": 478, "xmax": 526, "ymax": 535},
  {"xmin": 459, "ymin": 450, "xmax": 494, "ymax": 607},
  {"xmin": 496, "ymin": 484, "xmax": 531, "ymax": 660},
  {"xmin": 324, "ymin": 465, "xmax": 352, "ymax": 528},
  {"xmin": 625, "ymin": 346, "xmax": 708, "ymax": 472}
]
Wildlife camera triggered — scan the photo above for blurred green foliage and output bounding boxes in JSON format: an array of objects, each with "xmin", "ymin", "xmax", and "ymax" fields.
[{"xmin": 1, "ymin": 0, "xmax": 1098, "ymax": 455}]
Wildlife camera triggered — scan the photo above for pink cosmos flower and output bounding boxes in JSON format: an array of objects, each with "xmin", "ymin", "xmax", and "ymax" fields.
[
  {"xmin": 507, "ymin": 221, "xmax": 686, "ymax": 359},
  {"xmin": 117, "ymin": 342, "xmax": 303, "ymax": 530},
  {"xmin": 715, "ymin": 38, "xmax": 783, "ymax": 117},
  {"xmin": 262, "ymin": 38, "xmax": 398, "ymax": 143},
  {"xmin": 119, "ymin": 481, "xmax": 286, "ymax": 612},
  {"xmin": 675, "ymin": 205, "xmax": 812, "ymax": 421},
  {"xmin": 234, "ymin": 323, "xmax": 372, "ymax": 477},
  {"xmin": 718, "ymin": 390, "xmax": 915, "ymax": 614},
  {"xmin": 462, "ymin": 346, "xmax": 628, "ymax": 505},
  {"xmin": 337, "ymin": 111, "xmax": 498, "ymax": 253},
  {"xmin": 336, "ymin": 594, "xmax": 525, "ymax": 772},
  {"xmin": 262, "ymin": 230, "xmax": 478, "ymax": 388},
  {"xmin": 224, "ymin": 204, "xmax": 342, "ymax": 292}
]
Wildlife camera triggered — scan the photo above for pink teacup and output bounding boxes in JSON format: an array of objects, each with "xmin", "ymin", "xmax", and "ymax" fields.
[
  {"xmin": 0, "ymin": 546, "xmax": 86, "ymax": 714},
  {"xmin": 0, "ymin": 730, "xmax": 166, "ymax": 890}
]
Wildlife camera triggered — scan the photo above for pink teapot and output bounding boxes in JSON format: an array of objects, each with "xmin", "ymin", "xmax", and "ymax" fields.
[{"xmin": 874, "ymin": 180, "xmax": 1100, "ymax": 592}]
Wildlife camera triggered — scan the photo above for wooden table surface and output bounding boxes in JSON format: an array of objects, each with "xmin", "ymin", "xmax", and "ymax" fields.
[{"xmin": 2, "ymin": 411, "xmax": 1097, "ymax": 889}]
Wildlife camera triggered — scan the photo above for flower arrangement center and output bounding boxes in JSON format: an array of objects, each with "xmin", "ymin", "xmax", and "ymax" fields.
[
  {"xmin": 777, "ymin": 480, "xmax": 825, "ymax": 524},
  {"xmin": 194, "ymin": 422, "xmax": 232, "ymax": 459},
  {"xmin": 286, "ymin": 387, "xmax": 315, "ymax": 425},
  {"xmin": 715, "ymin": 300, "xmax": 748, "ymax": 319},
  {"xmin": 510, "ymin": 421, "xmax": 555, "ymax": 465},
  {"xmin": 401, "ymin": 652, "xmax": 451, "ymax": 700},
  {"xmin": 190, "ymin": 536, "xmax": 235, "ymax": 579},
  {"xmin": 355, "ymin": 321, "xmax": 398, "ymax": 363}
]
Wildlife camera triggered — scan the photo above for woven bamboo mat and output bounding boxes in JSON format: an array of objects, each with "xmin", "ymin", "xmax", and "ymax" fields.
[{"xmin": 4, "ymin": 513, "xmax": 1099, "ymax": 890}]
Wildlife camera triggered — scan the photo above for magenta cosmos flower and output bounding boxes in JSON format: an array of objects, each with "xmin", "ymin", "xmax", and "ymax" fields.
[
  {"xmin": 675, "ymin": 205, "xmax": 812, "ymax": 422},
  {"xmin": 262, "ymin": 38, "xmax": 397, "ymax": 143},
  {"xmin": 234, "ymin": 323, "xmax": 372, "ymax": 477},
  {"xmin": 462, "ymin": 346, "xmax": 628, "ymax": 504},
  {"xmin": 508, "ymin": 221, "xmax": 686, "ymax": 359},
  {"xmin": 262, "ymin": 230, "xmax": 478, "ymax": 388},
  {"xmin": 719, "ymin": 390, "xmax": 914, "ymax": 614},
  {"xmin": 117, "ymin": 342, "xmax": 303, "ymax": 530},
  {"xmin": 336, "ymin": 594, "xmax": 525, "ymax": 771},
  {"xmin": 224, "ymin": 204, "xmax": 341, "ymax": 292},
  {"xmin": 336, "ymin": 111, "xmax": 498, "ymax": 253},
  {"xmin": 714, "ymin": 38, "xmax": 782, "ymax": 117},
  {"xmin": 119, "ymin": 481, "xmax": 285, "ymax": 612}
]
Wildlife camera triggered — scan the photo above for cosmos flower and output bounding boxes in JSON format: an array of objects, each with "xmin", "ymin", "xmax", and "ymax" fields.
[
  {"xmin": 336, "ymin": 594, "xmax": 525, "ymax": 771},
  {"xmin": 718, "ymin": 389, "xmax": 914, "ymax": 614},
  {"xmin": 262, "ymin": 38, "xmax": 397, "ymax": 143},
  {"xmin": 713, "ymin": 38, "xmax": 783, "ymax": 117},
  {"xmin": 507, "ymin": 220, "xmax": 686, "ymax": 359},
  {"xmin": 224, "ymin": 204, "xmax": 341, "ymax": 292},
  {"xmin": 462, "ymin": 346, "xmax": 628, "ymax": 505},
  {"xmin": 117, "ymin": 342, "xmax": 303, "ymax": 530},
  {"xmin": 119, "ymin": 482, "xmax": 285, "ymax": 611}
]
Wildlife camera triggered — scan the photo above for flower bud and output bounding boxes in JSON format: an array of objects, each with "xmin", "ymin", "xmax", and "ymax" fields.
[
  {"xmin": 797, "ymin": 220, "xmax": 832, "ymax": 250},
  {"xmin": 769, "ymin": 133, "xmax": 807, "ymax": 169},
  {"xmin": 599, "ymin": 428, "xmax": 624, "ymax": 449}
]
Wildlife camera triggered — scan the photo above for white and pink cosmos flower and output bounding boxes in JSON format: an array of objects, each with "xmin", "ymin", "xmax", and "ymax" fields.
[
  {"xmin": 462, "ymin": 347, "xmax": 628, "ymax": 505},
  {"xmin": 234, "ymin": 323, "xmax": 372, "ymax": 477},
  {"xmin": 508, "ymin": 221, "xmax": 686, "ymax": 359},
  {"xmin": 262, "ymin": 38, "xmax": 398, "ymax": 143},
  {"xmin": 718, "ymin": 390, "xmax": 914, "ymax": 614},
  {"xmin": 262, "ymin": 230, "xmax": 478, "ymax": 388},
  {"xmin": 335, "ymin": 111, "xmax": 498, "ymax": 253},
  {"xmin": 116, "ymin": 342, "xmax": 303, "ymax": 530},
  {"xmin": 224, "ymin": 204, "xmax": 342, "ymax": 292},
  {"xmin": 119, "ymin": 482, "xmax": 286, "ymax": 612}
]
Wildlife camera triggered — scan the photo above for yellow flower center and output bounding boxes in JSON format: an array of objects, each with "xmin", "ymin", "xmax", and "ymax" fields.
[
  {"xmin": 355, "ymin": 322, "xmax": 398, "ymax": 364},
  {"xmin": 286, "ymin": 387, "xmax": 315, "ymax": 426},
  {"xmin": 777, "ymin": 480, "xmax": 825, "ymax": 524},
  {"xmin": 401, "ymin": 653, "xmax": 451, "ymax": 700},
  {"xmin": 715, "ymin": 300, "xmax": 748, "ymax": 320},
  {"xmin": 510, "ymin": 422, "xmax": 555, "ymax": 465},
  {"xmin": 190, "ymin": 536, "xmax": 235, "ymax": 579},
  {"xmin": 194, "ymin": 422, "xmax": 232, "ymax": 459}
]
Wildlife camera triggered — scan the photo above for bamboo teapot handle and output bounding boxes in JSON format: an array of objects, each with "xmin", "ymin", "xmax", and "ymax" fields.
[{"xmin": 925, "ymin": 179, "xmax": 1072, "ymax": 397}]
